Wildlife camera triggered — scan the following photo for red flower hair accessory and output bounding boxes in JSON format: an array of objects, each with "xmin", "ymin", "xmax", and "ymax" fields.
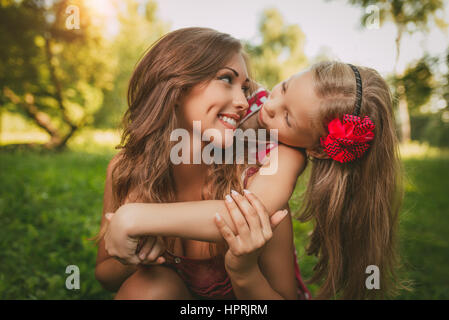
[{"xmin": 320, "ymin": 114, "xmax": 375, "ymax": 163}]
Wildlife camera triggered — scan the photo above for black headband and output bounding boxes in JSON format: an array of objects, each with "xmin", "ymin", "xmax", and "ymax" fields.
[{"xmin": 348, "ymin": 64, "xmax": 363, "ymax": 117}]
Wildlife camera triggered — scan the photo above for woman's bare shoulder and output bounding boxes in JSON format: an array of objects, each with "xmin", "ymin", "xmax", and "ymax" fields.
[{"xmin": 108, "ymin": 151, "xmax": 124, "ymax": 170}]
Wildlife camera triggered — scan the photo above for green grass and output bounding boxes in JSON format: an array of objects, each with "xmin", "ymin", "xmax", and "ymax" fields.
[
  {"xmin": 0, "ymin": 144, "xmax": 448, "ymax": 299},
  {"xmin": 395, "ymin": 157, "xmax": 449, "ymax": 299},
  {"xmin": 0, "ymin": 149, "xmax": 115, "ymax": 299}
]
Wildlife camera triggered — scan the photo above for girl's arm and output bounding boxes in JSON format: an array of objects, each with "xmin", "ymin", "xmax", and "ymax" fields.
[{"xmin": 120, "ymin": 144, "xmax": 305, "ymax": 243}]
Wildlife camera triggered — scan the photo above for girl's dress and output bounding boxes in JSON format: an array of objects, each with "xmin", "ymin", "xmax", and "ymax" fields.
[{"xmin": 161, "ymin": 88, "xmax": 312, "ymax": 300}]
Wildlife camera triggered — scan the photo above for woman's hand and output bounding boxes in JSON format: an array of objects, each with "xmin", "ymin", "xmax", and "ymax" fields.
[
  {"xmin": 135, "ymin": 235, "xmax": 166, "ymax": 265},
  {"xmin": 103, "ymin": 207, "xmax": 166, "ymax": 266},
  {"xmin": 214, "ymin": 189, "xmax": 288, "ymax": 275}
]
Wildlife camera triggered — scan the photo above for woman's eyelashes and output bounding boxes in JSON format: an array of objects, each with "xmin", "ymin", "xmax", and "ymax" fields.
[
  {"xmin": 218, "ymin": 74, "xmax": 232, "ymax": 84},
  {"xmin": 217, "ymin": 74, "xmax": 249, "ymax": 94}
]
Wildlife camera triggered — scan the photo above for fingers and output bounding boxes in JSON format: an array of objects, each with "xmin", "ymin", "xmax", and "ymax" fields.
[
  {"xmin": 229, "ymin": 190, "xmax": 262, "ymax": 234},
  {"xmin": 224, "ymin": 193, "xmax": 250, "ymax": 237},
  {"xmin": 242, "ymin": 189, "xmax": 273, "ymax": 240},
  {"xmin": 142, "ymin": 237, "xmax": 166, "ymax": 265},
  {"xmin": 214, "ymin": 213, "xmax": 239, "ymax": 251},
  {"xmin": 137, "ymin": 236, "xmax": 156, "ymax": 260},
  {"xmin": 103, "ymin": 212, "xmax": 143, "ymax": 265},
  {"xmin": 270, "ymin": 209, "xmax": 289, "ymax": 230}
]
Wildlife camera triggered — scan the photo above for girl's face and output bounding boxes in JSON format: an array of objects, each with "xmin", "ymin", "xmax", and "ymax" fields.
[
  {"xmin": 178, "ymin": 52, "xmax": 250, "ymax": 149},
  {"xmin": 258, "ymin": 70, "xmax": 321, "ymax": 149}
]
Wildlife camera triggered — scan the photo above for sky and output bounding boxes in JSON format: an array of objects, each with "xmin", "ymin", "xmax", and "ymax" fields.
[
  {"xmin": 154, "ymin": 0, "xmax": 449, "ymax": 76},
  {"xmin": 86, "ymin": 0, "xmax": 449, "ymax": 76}
]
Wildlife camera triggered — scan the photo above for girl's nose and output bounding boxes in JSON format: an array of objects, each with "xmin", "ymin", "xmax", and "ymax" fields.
[{"xmin": 264, "ymin": 102, "xmax": 275, "ymax": 118}]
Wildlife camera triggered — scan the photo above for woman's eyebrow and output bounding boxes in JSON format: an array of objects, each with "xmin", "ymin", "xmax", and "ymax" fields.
[
  {"xmin": 221, "ymin": 67, "xmax": 250, "ymax": 82},
  {"xmin": 222, "ymin": 67, "xmax": 239, "ymax": 77}
]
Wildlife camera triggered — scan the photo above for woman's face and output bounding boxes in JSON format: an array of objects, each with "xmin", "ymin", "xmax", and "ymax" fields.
[
  {"xmin": 178, "ymin": 52, "xmax": 250, "ymax": 149},
  {"xmin": 258, "ymin": 70, "xmax": 322, "ymax": 149}
]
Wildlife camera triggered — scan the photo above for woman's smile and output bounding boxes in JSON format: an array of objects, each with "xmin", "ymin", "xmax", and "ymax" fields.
[{"xmin": 218, "ymin": 113, "xmax": 240, "ymax": 130}]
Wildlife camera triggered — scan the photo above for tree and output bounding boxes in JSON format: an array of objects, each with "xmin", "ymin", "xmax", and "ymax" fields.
[
  {"xmin": 0, "ymin": 0, "xmax": 115, "ymax": 150},
  {"xmin": 346, "ymin": 0, "xmax": 447, "ymax": 142},
  {"xmin": 404, "ymin": 51, "xmax": 449, "ymax": 147},
  {"xmin": 93, "ymin": 0, "xmax": 168, "ymax": 128},
  {"xmin": 244, "ymin": 8, "xmax": 308, "ymax": 89}
]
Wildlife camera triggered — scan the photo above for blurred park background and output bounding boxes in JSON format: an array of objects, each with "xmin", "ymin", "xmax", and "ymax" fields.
[{"xmin": 0, "ymin": 0, "xmax": 448, "ymax": 299}]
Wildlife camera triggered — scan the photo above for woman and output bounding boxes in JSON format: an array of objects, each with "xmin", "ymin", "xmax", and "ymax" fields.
[{"xmin": 94, "ymin": 27, "xmax": 309, "ymax": 300}]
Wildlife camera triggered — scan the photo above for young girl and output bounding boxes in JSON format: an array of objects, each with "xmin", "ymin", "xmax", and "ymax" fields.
[
  {"xmin": 94, "ymin": 27, "xmax": 310, "ymax": 300},
  {"xmin": 102, "ymin": 60, "xmax": 405, "ymax": 300}
]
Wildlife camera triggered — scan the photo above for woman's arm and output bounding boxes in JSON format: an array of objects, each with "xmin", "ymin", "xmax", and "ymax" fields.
[
  {"xmin": 227, "ymin": 207, "xmax": 298, "ymax": 299},
  {"xmin": 215, "ymin": 191, "xmax": 298, "ymax": 299},
  {"xmin": 95, "ymin": 154, "xmax": 139, "ymax": 292}
]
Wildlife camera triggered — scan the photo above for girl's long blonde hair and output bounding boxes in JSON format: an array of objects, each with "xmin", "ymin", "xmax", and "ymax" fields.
[
  {"xmin": 94, "ymin": 27, "xmax": 252, "ymax": 257},
  {"xmin": 298, "ymin": 61, "xmax": 407, "ymax": 299}
]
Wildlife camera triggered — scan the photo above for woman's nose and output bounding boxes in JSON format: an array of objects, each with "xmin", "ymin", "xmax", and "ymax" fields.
[{"xmin": 233, "ymin": 89, "xmax": 249, "ymax": 114}]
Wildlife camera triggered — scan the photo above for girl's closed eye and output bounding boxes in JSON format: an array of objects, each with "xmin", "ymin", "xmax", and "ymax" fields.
[{"xmin": 285, "ymin": 110, "xmax": 291, "ymax": 127}]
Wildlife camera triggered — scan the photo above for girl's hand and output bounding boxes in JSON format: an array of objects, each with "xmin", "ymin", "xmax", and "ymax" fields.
[
  {"xmin": 104, "ymin": 211, "xmax": 166, "ymax": 266},
  {"xmin": 103, "ymin": 208, "xmax": 143, "ymax": 265},
  {"xmin": 214, "ymin": 189, "xmax": 288, "ymax": 275},
  {"xmin": 135, "ymin": 235, "xmax": 166, "ymax": 265}
]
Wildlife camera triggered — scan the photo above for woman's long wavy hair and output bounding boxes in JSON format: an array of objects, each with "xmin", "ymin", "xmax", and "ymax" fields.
[
  {"xmin": 95, "ymin": 27, "xmax": 252, "ymax": 256},
  {"xmin": 297, "ymin": 61, "xmax": 408, "ymax": 299}
]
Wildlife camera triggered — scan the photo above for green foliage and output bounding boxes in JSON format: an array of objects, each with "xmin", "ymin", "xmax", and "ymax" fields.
[
  {"xmin": 346, "ymin": 0, "xmax": 447, "ymax": 143},
  {"xmin": 348, "ymin": 0, "xmax": 446, "ymax": 32},
  {"xmin": 244, "ymin": 8, "xmax": 308, "ymax": 89},
  {"xmin": 0, "ymin": 0, "xmax": 168, "ymax": 145},
  {"xmin": 410, "ymin": 112, "xmax": 449, "ymax": 147},
  {"xmin": 390, "ymin": 52, "xmax": 449, "ymax": 147},
  {"xmin": 401, "ymin": 58, "xmax": 435, "ymax": 114},
  {"xmin": 93, "ymin": 0, "xmax": 169, "ymax": 128},
  {"xmin": 0, "ymin": 0, "xmax": 114, "ymax": 122}
]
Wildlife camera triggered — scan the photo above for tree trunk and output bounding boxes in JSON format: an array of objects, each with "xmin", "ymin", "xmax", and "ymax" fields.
[
  {"xmin": 397, "ymin": 85, "xmax": 411, "ymax": 143},
  {"xmin": 3, "ymin": 87, "xmax": 63, "ymax": 148},
  {"xmin": 394, "ymin": 25, "xmax": 411, "ymax": 143},
  {"xmin": 0, "ymin": 106, "xmax": 2, "ymax": 145},
  {"xmin": 44, "ymin": 37, "xmax": 78, "ymax": 150}
]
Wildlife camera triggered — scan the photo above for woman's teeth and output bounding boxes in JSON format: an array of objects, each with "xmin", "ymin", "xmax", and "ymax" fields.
[{"xmin": 218, "ymin": 115, "xmax": 237, "ymax": 127}]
